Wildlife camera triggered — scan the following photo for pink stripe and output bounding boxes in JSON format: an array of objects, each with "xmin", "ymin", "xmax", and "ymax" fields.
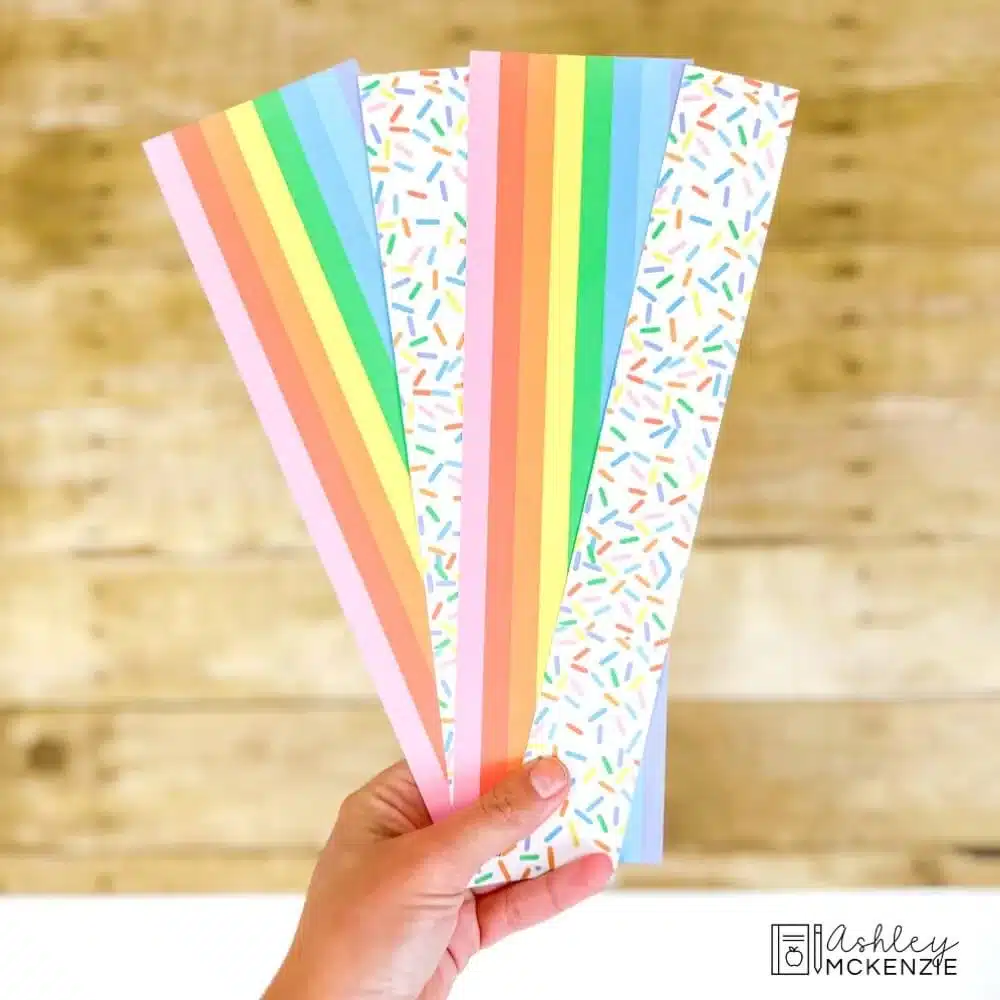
[
  {"xmin": 453, "ymin": 51, "xmax": 501, "ymax": 810},
  {"xmin": 143, "ymin": 133, "xmax": 450, "ymax": 819}
]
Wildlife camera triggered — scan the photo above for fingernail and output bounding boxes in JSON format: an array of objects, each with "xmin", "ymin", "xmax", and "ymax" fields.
[{"xmin": 528, "ymin": 757, "xmax": 569, "ymax": 799}]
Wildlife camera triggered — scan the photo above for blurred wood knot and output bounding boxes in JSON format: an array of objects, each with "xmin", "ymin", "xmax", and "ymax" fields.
[{"xmin": 26, "ymin": 736, "xmax": 68, "ymax": 775}]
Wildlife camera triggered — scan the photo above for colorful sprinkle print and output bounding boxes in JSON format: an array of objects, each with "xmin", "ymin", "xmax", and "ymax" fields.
[
  {"xmin": 472, "ymin": 69, "xmax": 799, "ymax": 887},
  {"xmin": 361, "ymin": 69, "xmax": 470, "ymax": 780}
]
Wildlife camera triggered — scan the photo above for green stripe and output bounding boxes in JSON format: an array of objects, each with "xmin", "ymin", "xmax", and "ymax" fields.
[
  {"xmin": 253, "ymin": 91, "xmax": 408, "ymax": 465},
  {"xmin": 568, "ymin": 56, "xmax": 615, "ymax": 558}
]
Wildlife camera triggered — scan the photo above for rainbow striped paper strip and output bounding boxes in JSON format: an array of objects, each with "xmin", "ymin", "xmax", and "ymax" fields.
[
  {"xmin": 471, "ymin": 68, "xmax": 799, "ymax": 887},
  {"xmin": 454, "ymin": 53, "xmax": 689, "ymax": 820},
  {"xmin": 143, "ymin": 64, "xmax": 449, "ymax": 813}
]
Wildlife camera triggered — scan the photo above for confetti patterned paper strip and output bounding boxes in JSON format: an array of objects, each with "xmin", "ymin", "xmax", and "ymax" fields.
[
  {"xmin": 143, "ymin": 64, "xmax": 446, "ymax": 793},
  {"xmin": 470, "ymin": 68, "xmax": 799, "ymax": 887},
  {"xmin": 360, "ymin": 67, "xmax": 470, "ymax": 786},
  {"xmin": 143, "ymin": 133, "xmax": 449, "ymax": 817}
]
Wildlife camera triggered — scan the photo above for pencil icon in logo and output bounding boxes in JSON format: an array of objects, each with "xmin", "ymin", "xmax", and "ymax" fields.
[{"xmin": 813, "ymin": 924, "xmax": 823, "ymax": 972}]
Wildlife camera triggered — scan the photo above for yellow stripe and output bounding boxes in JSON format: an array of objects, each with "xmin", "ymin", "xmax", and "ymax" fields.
[
  {"xmin": 225, "ymin": 102, "xmax": 421, "ymax": 565},
  {"xmin": 536, "ymin": 55, "xmax": 586, "ymax": 687}
]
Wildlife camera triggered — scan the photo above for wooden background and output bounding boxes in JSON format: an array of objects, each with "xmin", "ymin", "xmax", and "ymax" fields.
[{"xmin": 1, "ymin": 0, "xmax": 998, "ymax": 893}]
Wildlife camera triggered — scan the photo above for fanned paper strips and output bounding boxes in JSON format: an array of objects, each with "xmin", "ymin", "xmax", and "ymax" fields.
[
  {"xmin": 472, "ymin": 67, "xmax": 798, "ymax": 886},
  {"xmin": 144, "ymin": 51, "xmax": 797, "ymax": 880},
  {"xmin": 142, "ymin": 60, "xmax": 450, "ymax": 817}
]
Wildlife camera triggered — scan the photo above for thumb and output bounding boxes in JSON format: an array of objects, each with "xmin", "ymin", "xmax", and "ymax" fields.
[{"xmin": 425, "ymin": 757, "xmax": 570, "ymax": 882}]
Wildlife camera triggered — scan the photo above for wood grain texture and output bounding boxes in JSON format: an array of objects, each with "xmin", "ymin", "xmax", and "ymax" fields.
[
  {"xmin": 0, "ymin": 0, "xmax": 998, "ymax": 893},
  {"xmin": 2, "ymin": 543, "xmax": 999, "ymax": 707},
  {"xmin": 1, "ymin": 703, "xmax": 997, "ymax": 853},
  {"xmin": 2, "ymin": 850, "xmax": 999, "ymax": 894}
]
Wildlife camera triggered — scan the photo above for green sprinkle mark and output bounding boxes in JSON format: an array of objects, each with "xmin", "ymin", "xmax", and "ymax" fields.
[
  {"xmin": 411, "ymin": 335, "xmax": 429, "ymax": 347},
  {"xmin": 722, "ymin": 281, "xmax": 733, "ymax": 301},
  {"xmin": 664, "ymin": 471, "xmax": 679, "ymax": 488},
  {"xmin": 427, "ymin": 507, "xmax": 441, "ymax": 523},
  {"xmin": 640, "ymin": 325, "xmax": 662, "ymax": 333},
  {"xmin": 738, "ymin": 124, "xmax": 747, "ymax": 146},
  {"xmin": 602, "ymin": 756, "xmax": 613, "ymax": 774},
  {"xmin": 685, "ymin": 72, "xmax": 705, "ymax": 81},
  {"xmin": 728, "ymin": 220, "xmax": 740, "ymax": 240},
  {"xmin": 520, "ymin": 854, "xmax": 540, "ymax": 862},
  {"xmin": 621, "ymin": 535, "xmax": 639, "ymax": 544},
  {"xmin": 455, "ymin": 211, "xmax": 467, "ymax": 227},
  {"xmin": 704, "ymin": 344, "xmax": 722, "ymax": 353},
  {"xmin": 655, "ymin": 273, "xmax": 674, "ymax": 289},
  {"xmin": 678, "ymin": 398, "xmax": 694, "ymax": 414},
  {"xmin": 473, "ymin": 873, "xmax": 493, "ymax": 885},
  {"xmin": 409, "ymin": 281, "xmax": 423, "ymax": 301},
  {"xmin": 652, "ymin": 220, "xmax": 666, "ymax": 239},
  {"xmin": 609, "ymin": 670, "xmax": 619, "ymax": 689},
  {"xmin": 586, "ymin": 577, "xmax": 607, "ymax": 587},
  {"xmin": 611, "ymin": 426, "xmax": 626, "ymax": 441},
  {"xmin": 431, "ymin": 118, "xmax": 445, "ymax": 137},
  {"xmin": 386, "ymin": 233, "xmax": 396, "ymax": 255},
  {"xmin": 652, "ymin": 612, "xmax": 666, "ymax": 629},
  {"xmin": 598, "ymin": 816, "xmax": 609, "ymax": 833},
  {"xmin": 415, "ymin": 444, "xmax": 434, "ymax": 455}
]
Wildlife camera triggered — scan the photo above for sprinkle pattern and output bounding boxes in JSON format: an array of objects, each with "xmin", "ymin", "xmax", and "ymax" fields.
[
  {"xmin": 361, "ymin": 69, "xmax": 470, "ymax": 778},
  {"xmin": 472, "ymin": 69, "xmax": 799, "ymax": 887}
]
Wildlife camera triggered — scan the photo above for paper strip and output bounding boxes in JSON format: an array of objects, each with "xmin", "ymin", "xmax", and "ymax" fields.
[
  {"xmin": 471, "ymin": 68, "xmax": 799, "ymax": 886},
  {"xmin": 144, "ymin": 134, "xmax": 449, "ymax": 817},
  {"xmin": 360, "ymin": 67, "xmax": 471, "ymax": 786}
]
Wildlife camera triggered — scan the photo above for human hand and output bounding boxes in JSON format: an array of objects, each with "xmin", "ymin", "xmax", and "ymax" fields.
[{"xmin": 263, "ymin": 757, "xmax": 613, "ymax": 1000}]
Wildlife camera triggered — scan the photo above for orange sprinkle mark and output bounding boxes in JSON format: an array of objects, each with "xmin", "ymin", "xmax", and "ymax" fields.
[
  {"xmin": 444, "ymin": 421, "xmax": 462, "ymax": 432},
  {"xmin": 573, "ymin": 647, "xmax": 590, "ymax": 661},
  {"xmin": 418, "ymin": 488, "xmax": 439, "ymax": 499},
  {"xmin": 547, "ymin": 847, "xmax": 556, "ymax": 871},
  {"xmin": 699, "ymin": 102, "xmax": 717, "ymax": 118},
  {"xmin": 697, "ymin": 376, "xmax": 712, "ymax": 391},
  {"xmin": 779, "ymin": 118, "xmax": 795, "ymax": 129},
  {"xmin": 644, "ymin": 416, "xmax": 665, "ymax": 426},
  {"xmin": 643, "ymin": 538, "xmax": 657, "ymax": 553},
  {"xmin": 597, "ymin": 540, "xmax": 613, "ymax": 556},
  {"xmin": 408, "ymin": 189, "xmax": 428, "ymax": 200},
  {"xmin": 744, "ymin": 77, "xmax": 763, "ymax": 88},
  {"xmin": 413, "ymin": 388, "xmax": 433, "ymax": 397},
  {"xmin": 611, "ymin": 580, "xmax": 626, "ymax": 594},
  {"xmin": 675, "ymin": 208, "xmax": 684, "ymax": 229},
  {"xmin": 616, "ymin": 623, "xmax": 635, "ymax": 635},
  {"xmin": 445, "ymin": 553, "xmax": 457, "ymax": 570},
  {"xmin": 520, "ymin": 866, "xmax": 532, "ymax": 881},
  {"xmin": 630, "ymin": 356, "xmax": 649, "ymax": 373},
  {"xmin": 413, "ymin": 369, "xmax": 427, "ymax": 387},
  {"xmin": 701, "ymin": 414, "xmax": 721, "ymax": 424},
  {"xmin": 672, "ymin": 536, "xmax": 691, "ymax": 549},
  {"xmin": 667, "ymin": 380, "xmax": 686, "ymax": 390},
  {"xmin": 559, "ymin": 801, "xmax": 570, "ymax": 817},
  {"xmin": 724, "ymin": 246, "xmax": 742, "ymax": 260},
  {"xmin": 390, "ymin": 105, "xmax": 404, "ymax": 124},
  {"xmin": 432, "ymin": 270, "xmax": 440, "ymax": 291},
  {"xmin": 669, "ymin": 317, "xmax": 678, "ymax": 342},
  {"xmin": 594, "ymin": 840, "xmax": 611, "ymax": 853},
  {"xmin": 603, "ymin": 693, "xmax": 621, "ymax": 708},
  {"xmin": 616, "ymin": 637, "xmax": 630, "ymax": 650},
  {"xmin": 570, "ymin": 664, "xmax": 589, "ymax": 675},
  {"xmin": 648, "ymin": 594, "xmax": 666, "ymax": 607},
  {"xmin": 668, "ymin": 493, "xmax": 688, "ymax": 506},
  {"xmin": 433, "ymin": 323, "xmax": 446, "ymax": 346},
  {"xmin": 719, "ymin": 307, "xmax": 735, "ymax": 321},
  {"xmin": 498, "ymin": 861, "xmax": 512, "ymax": 883},
  {"xmin": 730, "ymin": 151, "xmax": 748, "ymax": 167},
  {"xmin": 370, "ymin": 164, "xmax": 390, "ymax": 175},
  {"xmin": 628, "ymin": 499, "xmax": 645, "ymax": 514},
  {"xmin": 432, "ymin": 144, "xmax": 452, "ymax": 157},
  {"xmin": 683, "ymin": 335, "xmax": 698, "ymax": 351},
  {"xmin": 626, "ymin": 373, "xmax": 645, "ymax": 385},
  {"xmin": 456, "ymin": 333, "xmax": 465, "ymax": 350},
  {"xmin": 636, "ymin": 574, "xmax": 651, "ymax": 588},
  {"xmin": 692, "ymin": 185, "xmax": 710, "ymax": 199},
  {"xmin": 401, "ymin": 218, "xmax": 412, "ymax": 238},
  {"xmin": 389, "ymin": 125, "xmax": 410, "ymax": 135},
  {"xmin": 682, "ymin": 267, "xmax": 693, "ymax": 287},
  {"xmin": 431, "ymin": 603, "xmax": 442, "ymax": 620},
  {"xmin": 598, "ymin": 781, "xmax": 615, "ymax": 795},
  {"xmin": 598, "ymin": 469, "xmax": 615, "ymax": 483},
  {"xmin": 567, "ymin": 582, "xmax": 582, "ymax": 598},
  {"xmin": 783, "ymin": 91, "xmax": 799, "ymax": 103},
  {"xmin": 696, "ymin": 120, "xmax": 716, "ymax": 132}
]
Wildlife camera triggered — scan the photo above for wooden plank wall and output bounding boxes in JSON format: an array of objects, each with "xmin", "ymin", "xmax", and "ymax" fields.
[{"xmin": 1, "ymin": 0, "xmax": 998, "ymax": 892}]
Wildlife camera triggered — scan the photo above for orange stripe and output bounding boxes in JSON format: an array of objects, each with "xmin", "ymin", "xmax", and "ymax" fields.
[
  {"xmin": 481, "ymin": 52, "xmax": 529, "ymax": 792},
  {"xmin": 508, "ymin": 54, "xmax": 556, "ymax": 761},
  {"xmin": 174, "ymin": 122, "xmax": 443, "ymax": 766},
  {"xmin": 198, "ymin": 115, "xmax": 431, "ymax": 654}
]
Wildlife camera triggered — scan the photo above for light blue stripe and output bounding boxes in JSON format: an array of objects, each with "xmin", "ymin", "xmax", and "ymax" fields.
[{"xmin": 613, "ymin": 56, "xmax": 690, "ymax": 865}]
